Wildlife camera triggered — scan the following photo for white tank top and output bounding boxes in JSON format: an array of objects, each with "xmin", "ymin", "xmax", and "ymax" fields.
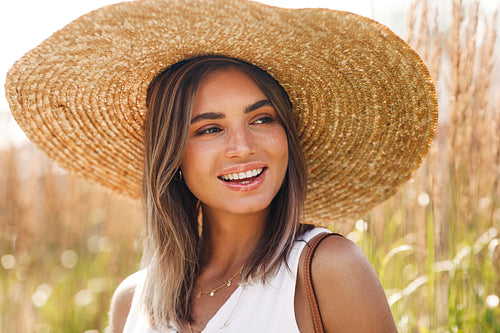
[{"xmin": 123, "ymin": 227, "xmax": 330, "ymax": 333}]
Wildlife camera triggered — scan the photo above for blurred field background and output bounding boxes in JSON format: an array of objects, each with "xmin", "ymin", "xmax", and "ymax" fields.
[{"xmin": 1, "ymin": 0, "xmax": 500, "ymax": 332}]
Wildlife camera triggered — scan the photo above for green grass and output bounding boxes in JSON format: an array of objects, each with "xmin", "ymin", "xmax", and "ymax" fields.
[
  {"xmin": 2, "ymin": 190, "xmax": 498, "ymax": 332},
  {"xmin": 0, "ymin": 215, "xmax": 142, "ymax": 333}
]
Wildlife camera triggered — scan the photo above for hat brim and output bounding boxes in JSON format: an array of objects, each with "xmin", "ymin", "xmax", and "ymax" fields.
[{"xmin": 5, "ymin": 0, "xmax": 438, "ymax": 225}]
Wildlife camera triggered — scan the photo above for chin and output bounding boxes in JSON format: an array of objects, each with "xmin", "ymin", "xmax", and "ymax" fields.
[{"xmin": 204, "ymin": 197, "xmax": 274, "ymax": 217}]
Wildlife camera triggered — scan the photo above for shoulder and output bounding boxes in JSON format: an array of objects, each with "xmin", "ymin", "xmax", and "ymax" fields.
[
  {"xmin": 109, "ymin": 270, "xmax": 143, "ymax": 333},
  {"xmin": 311, "ymin": 235, "xmax": 397, "ymax": 332},
  {"xmin": 311, "ymin": 234, "xmax": 370, "ymax": 277}
]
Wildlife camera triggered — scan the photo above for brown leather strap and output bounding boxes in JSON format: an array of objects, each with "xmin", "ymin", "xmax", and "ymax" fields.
[{"xmin": 304, "ymin": 232, "xmax": 336, "ymax": 333}]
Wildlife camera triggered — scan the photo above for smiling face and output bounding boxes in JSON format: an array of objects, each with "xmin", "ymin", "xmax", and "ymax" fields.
[{"xmin": 180, "ymin": 67, "xmax": 289, "ymax": 218}]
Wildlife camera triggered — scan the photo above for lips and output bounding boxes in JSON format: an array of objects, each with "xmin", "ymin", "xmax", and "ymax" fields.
[{"xmin": 218, "ymin": 167, "xmax": 266, "ymax": 185}]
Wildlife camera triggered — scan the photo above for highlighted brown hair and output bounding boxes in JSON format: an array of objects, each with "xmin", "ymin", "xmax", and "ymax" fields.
[{"xmin": 142, "ymin": 55, "xmax": 310, "ymax": 329}]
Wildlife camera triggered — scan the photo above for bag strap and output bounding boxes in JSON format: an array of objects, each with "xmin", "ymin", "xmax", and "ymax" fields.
[{"xmin": 304, "ymin": 232, "xmax": 336, "ymax": 333}]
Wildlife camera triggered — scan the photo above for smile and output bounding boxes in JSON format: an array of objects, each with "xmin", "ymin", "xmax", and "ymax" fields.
[{"xmin": 218, "ymin": 168, "xmax": 265, "ymax": 184}]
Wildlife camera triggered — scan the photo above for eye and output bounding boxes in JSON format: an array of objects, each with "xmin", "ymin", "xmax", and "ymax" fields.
[
  {"xmin": 195, "ymin": 126, "xmax": 222, "ymax": 136},
  {"xmin": 253, "ymin": 116, "xmax": 275, "ymax": 125}
]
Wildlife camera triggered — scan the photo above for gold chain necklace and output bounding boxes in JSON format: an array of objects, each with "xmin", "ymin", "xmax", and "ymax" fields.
[
  {"xmin": 188, "ymin": 284, "xmax": 247, "ymax": 333},
  {"xmin": 188, "ymin": 322, "xmax": 201, "ymax": 333},
  {"xmin": 193, "ymin": 266, "xmax": 244, "ymax": 298}
]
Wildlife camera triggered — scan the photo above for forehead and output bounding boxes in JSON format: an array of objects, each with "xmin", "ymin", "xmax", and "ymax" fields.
[{"xmin": 191, "ymin": 67, "xmax": 268, "ymax": 114}]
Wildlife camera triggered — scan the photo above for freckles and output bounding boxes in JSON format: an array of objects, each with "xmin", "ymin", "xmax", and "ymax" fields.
[
  {"xmin": 183, "ymin": 141, "xmax": 220, "ymax": 171},
  {"xmin": 264, "ymin": 129, "xmax": 288, "ymax": 150}
]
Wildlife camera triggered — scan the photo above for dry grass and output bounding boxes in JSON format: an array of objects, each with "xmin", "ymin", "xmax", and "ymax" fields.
[
  {"xmin": 361, "ymin": 0, "xmax": 500, "ymax": 331},
  {"xmin": 0, "ymin": 145, "xmax": 143, "ymax": 332},
  {"xmin": 1, "ymin": 0, "xmax": 499, "ymax": 332}
]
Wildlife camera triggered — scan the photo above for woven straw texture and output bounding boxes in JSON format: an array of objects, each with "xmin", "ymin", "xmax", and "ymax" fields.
[{"xmin": 5, "ymin": 0, "xmax": 438, "ymax": 225}]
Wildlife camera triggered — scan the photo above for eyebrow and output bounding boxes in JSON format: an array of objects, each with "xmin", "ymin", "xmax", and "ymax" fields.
[
  {"xmin": 190, "ymin": 99, "xmax": 272, "ymax": 124},
  {"xmin": 190, "ymin": 112, "xmax": 224, "ymax": 124},
  {"xmin": 245, "ymin": 99, "xmax": 272, "ymax": 113}
]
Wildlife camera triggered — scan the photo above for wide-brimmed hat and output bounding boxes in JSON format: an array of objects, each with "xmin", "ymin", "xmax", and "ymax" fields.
[{"xmin": 5, "ymin": 0, "xmax": 438, "ymax": 225}]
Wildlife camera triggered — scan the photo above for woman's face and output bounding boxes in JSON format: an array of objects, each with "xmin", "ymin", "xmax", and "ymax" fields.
[{"xmin": 180, "ymin": 67, "xmax": 288, "ymax": 218}]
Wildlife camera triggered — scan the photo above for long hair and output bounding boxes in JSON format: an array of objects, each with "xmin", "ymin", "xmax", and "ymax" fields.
[{"xmin": 142, "ymin": 55, "xmax": 310, "ymax": 329}]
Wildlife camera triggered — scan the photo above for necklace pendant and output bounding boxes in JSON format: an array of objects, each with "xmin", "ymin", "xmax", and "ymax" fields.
[
  {"xmin": 227, "ymin": 281, "xmax": 231, "ymax": 287},
  {"xmin": 196, "ymin": 293, "xmax": 201, "ymax": 298},
  {"xmin": 209, "ymin": 291, "xmax": 215, "ymax": 296}
]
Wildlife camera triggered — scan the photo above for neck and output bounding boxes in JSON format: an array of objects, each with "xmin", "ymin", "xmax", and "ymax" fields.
[{"xmin": 199, "ymin": 207, "xmax": 269, "ymax": 272}]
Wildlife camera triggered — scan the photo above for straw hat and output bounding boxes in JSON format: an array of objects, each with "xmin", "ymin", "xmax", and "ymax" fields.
[{"xmin": 5, "ymin": 0, "xmax": 438, "ymax": 224}]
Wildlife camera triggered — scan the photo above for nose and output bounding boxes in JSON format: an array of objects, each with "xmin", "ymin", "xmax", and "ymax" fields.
[{"xmin": 224, "ymin": 127, "xmax": 256, "ymax": 159}]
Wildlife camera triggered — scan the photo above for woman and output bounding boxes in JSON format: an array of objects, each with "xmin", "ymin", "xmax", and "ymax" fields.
[
  {"xmin": 5, "ymin": 0, "xmax": 438, "ymax": 332},
  {"xmin": 109, "ymin": 55, "xmax": 399, "ymax": 332}
]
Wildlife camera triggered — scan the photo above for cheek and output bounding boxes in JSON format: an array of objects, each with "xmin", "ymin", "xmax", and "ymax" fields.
[
  {"xmin": 268, "ymin": 129, "xmax": 289, "ymax": 171},
  {"xmin": 180, "ymin": 143, "xmax": 206, "ymax": 183},
  {"xmin": 180, "ymin": 141, "xmax": 220, "ymax": 198}
]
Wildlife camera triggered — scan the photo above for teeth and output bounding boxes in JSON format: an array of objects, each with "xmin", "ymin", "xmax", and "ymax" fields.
[{"xmin": 220, "ymin": 168, "xmax": 263, "ymax": 181}]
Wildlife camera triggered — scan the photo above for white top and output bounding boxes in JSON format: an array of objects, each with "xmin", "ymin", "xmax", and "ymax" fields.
[{"xmin": 123, "ymin": 227, "xmax": 330, "ymax": 333}]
